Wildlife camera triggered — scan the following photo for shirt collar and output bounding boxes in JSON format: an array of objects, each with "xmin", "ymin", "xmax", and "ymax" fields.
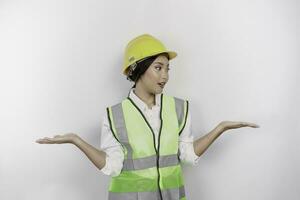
[{"xmin": 128, "ymin": 87, "xmax": 161, "ymax": 111}]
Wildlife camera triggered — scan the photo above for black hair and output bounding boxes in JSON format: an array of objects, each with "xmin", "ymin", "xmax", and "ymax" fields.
[{"xmin": 127, "ymin": 53, "xmax": 169, "ymax": 88}]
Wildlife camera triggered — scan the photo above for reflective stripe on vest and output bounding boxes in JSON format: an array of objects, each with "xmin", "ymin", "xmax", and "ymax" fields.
[
  {"xmin": 106, "ymin": 93, "xmax": 189, "ymax": 200},
  {"xmin": 123, "ymin": 154, "xmax": 179, "ymax": 171},
  {"xmin": 174, "ymin": 97, "xmax": 189, "ymax": 135},
  {"xmin": 109, "ymin": 185, "xmax": 186, "ymax": 200}
]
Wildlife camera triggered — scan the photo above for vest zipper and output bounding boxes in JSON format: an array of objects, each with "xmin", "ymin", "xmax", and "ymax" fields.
[
  {"xmin": 150, "ymin": 118, "xmax": 163, "ymax": 200},
  {"xmin": 127, "ymin": 94, "xmax": 164, "ymax": 200},
  {"xmin": 157, "ymin": 93, "xmax": 164, "ymax": 200}
]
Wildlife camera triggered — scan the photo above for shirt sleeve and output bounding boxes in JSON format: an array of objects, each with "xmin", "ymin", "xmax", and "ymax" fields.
[
  {"xmin": 100, "ymin": 112, "xmax": 124, "ymax": 177},
  {"xmin": 178, "ymin": 104, "xmax": 200, "ymax": 166}
]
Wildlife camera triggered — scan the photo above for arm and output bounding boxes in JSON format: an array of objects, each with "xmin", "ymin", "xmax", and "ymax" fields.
[
  {"xmin": 178, "ymin": 111, "xmax": 200, "ymax": 165},
  {"xmin": 36, "ymin": 133, "xmax": 107, "ymax": 170},
  {"xmin": 36, "ymin": 114, "xmax": 124, "ymax": 174},
  {"xmin": 193, "ymin": 121, "xmax": 259, "ymax": 157},
  {"xmin": 193, "ymin": 124, "xmax": 224, "ymax": 157},
  {"xmin": 73, "ymin": 135, "xmax": 107, "ymax": 170}
]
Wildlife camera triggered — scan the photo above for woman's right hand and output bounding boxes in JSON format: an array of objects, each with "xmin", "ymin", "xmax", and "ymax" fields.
[{"xmin": 35, "ymin": 133, "xmax": 78, "ymax": 144}]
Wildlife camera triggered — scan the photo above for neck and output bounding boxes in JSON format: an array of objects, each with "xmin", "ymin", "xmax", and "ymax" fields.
[{"xmin": 133, "ymin": 85, "xmax": 155, "ymax": 108}]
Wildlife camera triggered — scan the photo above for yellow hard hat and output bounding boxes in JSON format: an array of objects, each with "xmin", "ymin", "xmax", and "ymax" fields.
[{"xmin": 122, "ymin": 34, "xmax": 177, "ymax": 76}]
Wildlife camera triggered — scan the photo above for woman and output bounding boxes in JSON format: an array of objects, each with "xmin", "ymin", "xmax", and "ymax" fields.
[{"xmin": 36, "ymin": 34, "xmax": 259, "ymax": 200}]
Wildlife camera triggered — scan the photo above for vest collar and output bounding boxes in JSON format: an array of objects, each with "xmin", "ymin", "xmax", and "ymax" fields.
[{"xmin": 128, "ymin": 87, "xmax": 161, "ymax": 112}]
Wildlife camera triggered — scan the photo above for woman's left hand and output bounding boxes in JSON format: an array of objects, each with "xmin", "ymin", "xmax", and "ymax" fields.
[{"xmin": 218, "ymin": 121, "xmax": 260, "ymax": 132}]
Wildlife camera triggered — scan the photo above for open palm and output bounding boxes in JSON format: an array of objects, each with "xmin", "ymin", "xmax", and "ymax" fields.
[
  {"xmin": 219, "ymin": 121, "xmax": 260, "ymax": 131},
  {"xmin": 35, "ymin": 133, "xmax": 77, "ymax": 144}
]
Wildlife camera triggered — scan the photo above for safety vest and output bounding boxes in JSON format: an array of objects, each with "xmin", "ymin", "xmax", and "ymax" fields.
[{"xmin": 106, "ymin": 93, "xmax": 189, "ymax": 200}]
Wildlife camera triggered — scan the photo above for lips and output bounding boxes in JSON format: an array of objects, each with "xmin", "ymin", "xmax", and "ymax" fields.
[{"xmin": 158, "ymin": 82, "xmax": 165, "ymax": 88}]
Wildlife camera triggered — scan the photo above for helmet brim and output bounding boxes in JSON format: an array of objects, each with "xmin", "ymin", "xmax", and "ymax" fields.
[{"xmin": 123, "ymin": 50, "xmax": 177, "ymax": 76}]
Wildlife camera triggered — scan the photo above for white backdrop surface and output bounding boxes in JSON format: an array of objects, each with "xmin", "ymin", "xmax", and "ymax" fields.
[{"xmin": 0, "ymin": 0, "xmax": 299, "ymax": 199}]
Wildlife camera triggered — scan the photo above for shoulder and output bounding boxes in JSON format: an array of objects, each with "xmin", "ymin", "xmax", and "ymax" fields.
[
  {"xmin": 162, "ymin": 93, "xmax": 190, "ymax": 103},
  {"xmin": 163, "ymin": 93, "xmax": 190, "ymax": 116},
  {"xmin": 105, "ymin": 97, "xmax": 129, "ymax": 110}
]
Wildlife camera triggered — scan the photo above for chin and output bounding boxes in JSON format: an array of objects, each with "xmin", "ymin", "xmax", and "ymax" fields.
[
  {"xmin": 155, "ymin": 89, "xmax": 163, "ymax": 94},
  {"xmin": 151, "ymin": 86, "xmax": 163, "ymax": 94}
]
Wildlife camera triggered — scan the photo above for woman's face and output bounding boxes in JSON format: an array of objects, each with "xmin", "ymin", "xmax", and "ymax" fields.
[{"xmin": 137, "ymin": 54, "xmax": 170, "ymax": 94}]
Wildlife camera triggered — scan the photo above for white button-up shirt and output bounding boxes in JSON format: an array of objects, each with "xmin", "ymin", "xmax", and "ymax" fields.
[{"xmin": 100, "ymin": 88, "xmax": 199, "ymax": 177}]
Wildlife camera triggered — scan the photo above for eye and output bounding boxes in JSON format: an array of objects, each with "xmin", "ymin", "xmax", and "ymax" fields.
[
  {"xmin": 155, "ymin": 66, "xmax": 161, "ymax": 70},
  {"xmin": 154, "ymin": 65, "xmax": 170, "ymax": 71}
]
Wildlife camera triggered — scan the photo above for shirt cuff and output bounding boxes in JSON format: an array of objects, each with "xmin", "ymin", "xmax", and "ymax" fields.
[
  {"xmin": 100, "ymin": 150, "xmax": 124, "ymax": 177},
  {"xmin": 178, "ymin": 141, "xmax": 200, "ymax": 166},
  {"xmin": 100, "ymin": 155, "xmax": 113, "ymax": 176}
]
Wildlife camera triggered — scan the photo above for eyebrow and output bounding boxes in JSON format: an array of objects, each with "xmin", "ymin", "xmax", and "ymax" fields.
[{"xmin": 153, "ymin": 62, "xmax": 170, "ymax": 67}]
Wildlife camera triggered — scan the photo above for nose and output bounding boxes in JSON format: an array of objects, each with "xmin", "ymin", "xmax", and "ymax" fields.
[{"xmin": 161, "ymin": 69, "xmax": 169, "ymax": 81}]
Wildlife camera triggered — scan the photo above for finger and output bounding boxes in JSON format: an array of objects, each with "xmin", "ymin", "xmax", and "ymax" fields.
[
  {"xmin": 36, "ymin": 138, "xmax": 56, "ymax": 144},
  {"xmin": 36, "ymin": 139, "xmax": 48, "ymax": 143},
  {"xmin": 36, "ymin": 139, "xmax": 43, "ymax": 143},
  {"xmin": 43, "ymin": 138, "xmax": 54, "ymax": 142},
  {"xmin": 235, "ymin": 122, "xmax": 248, "ymax": 128},
  {"xmin": 248, "ymin": 123, "xmax": 259, "ymax": 128},
  {"xmin": 243, "ymin": 122, "xmax": 260, "ymax": 128},
  {"xmin": 241, "ymin": 122, "xmax": 250, "ymax": 126},
  {"xmin": 249, "ymin": 123, "xmax": 260, "ymax": 128},
  {"xmin": 39, "ymin": 138, "xmax": 52, "ymax": 143}
]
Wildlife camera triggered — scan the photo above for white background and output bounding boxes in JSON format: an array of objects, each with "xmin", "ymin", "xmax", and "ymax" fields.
[{"xmin": 0, "ymin": 0, "xmax": 299, "ymax": 199}]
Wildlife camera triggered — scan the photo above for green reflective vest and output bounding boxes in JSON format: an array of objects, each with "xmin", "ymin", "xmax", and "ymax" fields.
[{"xmin": 106, "ymin": 93, "xmax": 189, "ymax": 200}]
